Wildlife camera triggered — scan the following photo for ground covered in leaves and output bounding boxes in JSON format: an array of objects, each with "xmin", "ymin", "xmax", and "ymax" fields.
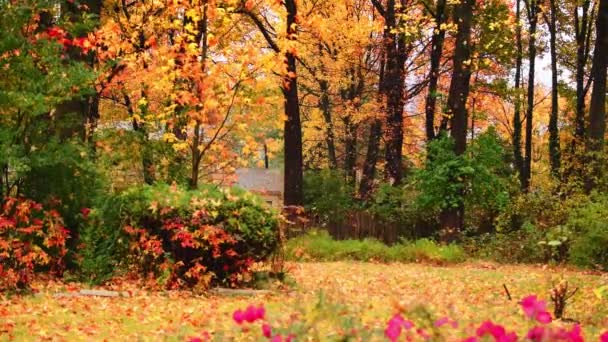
[{"xmin": 1, "ymin": 262, "xmax": 607, "ymax": 341}]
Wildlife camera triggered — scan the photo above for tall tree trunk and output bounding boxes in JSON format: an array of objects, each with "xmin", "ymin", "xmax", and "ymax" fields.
[
  {"xmin": 283, "ymin": 0, "xmax": 304, "ymax": 206},
  {"xmin": 523, "ymin": 0, "xmax": 539, "ymax": 191},
  {"xmin": 359, "ymin": 119, "xmax": 382, "ymax": 198},
  {"xmin": 342, "ymin": 66, "xmax": 364, "ymax": 185},
  {"xmin": 574, "ymin": 0, "xmax": 593, "ymax": 145},
  {"xmin": 343, "ymin": 118, "xmax": 358, "ymax": 184},
  {"xmin": 586, "ymin": 0, "xmax": 608, "ymax": 191},
  {"xmin": 546, "ymin": 0, "xmax": 561, "ymax": 177},
  {"xmin": 440, "ymin": 0, "xmax": 474, "ymax": 234},
  {"xmin": 359, "ymin": 1, "xmax": 388, "ymax": 199},
  {"xmin": 237, "ymin": 1, "xmax": 304, "ymax": 205},
  {"xmin": 513, "ymin": 0, "xmax": 525, "ymax": 188},
  {"xmin": 55, "ymin": 0, "xmax": 102, "ymax": 142},
  {"xmin": 424, "ymin": 0, "xmax": 448, "ymax": 141},
  {"xmin": 382, "ymin": 0, "xmax": 407, "ymax": 185},
  {"xmin": 319, "ymin": 80, "xmax": 338, "ymax": 169},
  {"xmin": 189, "ymin": 1, "xmax": 209, "ymax": 190}
]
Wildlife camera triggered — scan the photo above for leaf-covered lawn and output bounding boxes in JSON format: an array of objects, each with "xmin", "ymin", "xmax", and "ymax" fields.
[{"xmin": 1, "ymin": 262, "xmax": 607, "ymax": 341}]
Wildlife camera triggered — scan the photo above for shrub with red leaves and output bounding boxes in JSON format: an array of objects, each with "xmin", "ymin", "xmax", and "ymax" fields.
[{"xmin": 0, "ymin": 197, "xmax": 69, "ymax": 291}]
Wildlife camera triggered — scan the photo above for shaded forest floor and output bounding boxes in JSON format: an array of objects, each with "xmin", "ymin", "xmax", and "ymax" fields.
[{"xmin": 1, "ymin": 262, "xmax": 607, "ymax": 341}]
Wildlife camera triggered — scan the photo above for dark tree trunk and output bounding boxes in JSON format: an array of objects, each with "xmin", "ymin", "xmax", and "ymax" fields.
[
  {"xmin": 546, "ymin": 0, "xmax": 561, "ymax": 177},
  {"xmin": 382, "ymin": 0, "xmax": 407, "ymax": 185},
  {"xmin": 441, "ymin": 0, "xmax": 474, "ymax": 233},
  {"xmin": 54, "ymin": 0, "xmax": 102, "ymax": 142},
  {"xmin": 513, "ymin": 0, "xmax": 525, "ymax": 189},
  {"xmin": 359, "ymin": 119, "xmax": 382, "ymax": 199},
  {"xmin": 425, "ymin": 0, "xmax": 448, "ymax": 141},
  {"xmin": 237, "ymin": 1, "xmax": 304, "ymax": 205},
  {"xmin": 586, "ymin": 0, "xmax": 608, "ymax": 190},
  {"xmin": 523, "ymin": 0, "xmax": 539, "ymax": 192},
  {"xmin": 574, "ymin": 0, "xmax": 593, "ymax": 145},
  {"xmin": 283, "ymin": 0, "xmax": 304, "ymax": 206},
  {"xmin": 342, "ymin": 67, "xmax": 364, "ymax": 185},
  {"xmin": 319, "ymin": 80, "xmax": 338, "ymax": 169},
  {"xmin": 344, "ymin": 118, "xmax": 358, "ymax": 184}
]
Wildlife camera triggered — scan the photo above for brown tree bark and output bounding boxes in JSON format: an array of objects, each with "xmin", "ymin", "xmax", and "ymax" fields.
[
  {"xmin": 282, "ymin": 0, "xmax": 304, "ymax": 205},
  {"xmin": 544, "ymin": 0, "xmax": 561, "ymax": 177},
  {"xmin": 573, "ymin": 0, "xmax": 594, "ymax": 145},
  {"xmin": 440, "ymin": 0, "xmax": 474, "ymax": 233},
  {"xmin": 424, "ymin": 0, "xmax": 448, "ymax": 141},
  {"xmin": 238, "ymin": 0, "xmax": 304, "ymax": 205},
  {"xmin": 586, "ymin": 0, "xmax": 608, "ymax": 191},
  {"xmin": 370, "ymin": 0, "xmax": 407, "ymax": 185},
  {"xmin": 522, "ymin": 0, "xmax": 539, "ymax": 191},
  {"xmin": 319, "ymin": 80, "xmax": 338, "ymax": 169}
]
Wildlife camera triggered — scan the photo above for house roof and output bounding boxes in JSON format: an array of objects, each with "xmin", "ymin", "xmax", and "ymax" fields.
[{"xmin": 235, "ymin": 168, "xmax": 283, "ymax": 194}]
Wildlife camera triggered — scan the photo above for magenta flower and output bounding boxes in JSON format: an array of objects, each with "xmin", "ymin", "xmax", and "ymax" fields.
[
  {"xmin": 384, "ymin": 314, "xmax": 414, "ymax": 341},
  {"xmin": 601, "ymin": 331, "xmax": 608, "ymax": 342},
  {"xmin": 233, "ymin": 309, "xmax": 245, "ymax": 324},
  {"xmin": 476, "ymin": 320, "xmax": 517, "ymax": 341},
  {"xmin": 520, "ymin": 295, "xmax": 553, "ymax": 323},
  {"xmin": 536, "ymin": 311, "xmax": 552, "ymax": 324},
  {"xmin": 270, "ymin": 334, "xmax": 294, "ymax": 342},
  {"xmin": 476, "ymin": 320, "xmax": 505, "ymax": 339},
  {"xmin": 385, "ymin": 323, "xmax": 402, "ymax": 342},
  {"xmin": 233, "ymin": 305, "xmax": 266, "ymax": 324},
  {"xmin": 262, "ymin": 323, "xmax": 272, "ymax": 338},
  {"xmin": 565, "ymin": 325, "xmax": 584, "ymax": 342},
  {"xmin": 435, "ymin": 316, "xmax": 458, "ymax": 328},
  {"xmin": 526, "ymin": 326, "xmax": 546, "ymax": 342}
]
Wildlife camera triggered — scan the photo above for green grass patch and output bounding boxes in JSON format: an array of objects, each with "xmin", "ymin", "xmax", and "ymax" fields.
[{"xmin": 284, "ymin": 230, "xmax": 466, "ymax": 264}]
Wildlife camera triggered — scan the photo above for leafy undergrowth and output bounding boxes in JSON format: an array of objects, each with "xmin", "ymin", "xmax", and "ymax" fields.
[
  {"xmin": 285, "ymin": 230, "xmax": 467, "ymax": 264},
  {"xmin": 1, "ymin": 262, "xmax": 607, "ymax": 341}
]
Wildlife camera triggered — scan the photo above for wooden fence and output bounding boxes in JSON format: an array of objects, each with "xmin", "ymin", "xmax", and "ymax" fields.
[{"xmin": 285, "ymin": 210, "xmax": 401, "ymax": 244}]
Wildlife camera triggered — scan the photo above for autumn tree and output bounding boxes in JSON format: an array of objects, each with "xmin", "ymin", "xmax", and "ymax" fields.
[
  {"xmin": 439, "ymin": 0, "xmax": 474, "ymax": 233},
  {"xmin": 586, "ymin": 0, "xmax": 608, "ymax": 190},
  {"xmin": 522, "ymin": 0, "xmax": 540, "ymax": 191},
  {"xmin": 424, "ymin": 0, "xmax": 449, "ymax": 141},
  {"xmin": 237, "ymin": 0, "xmax": 305, "ymax": 206}
]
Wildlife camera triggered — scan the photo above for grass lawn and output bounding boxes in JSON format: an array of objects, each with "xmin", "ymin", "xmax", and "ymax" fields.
[{"xmin": 1, "ymin": 262, "xmax": 606, "ymax": 341}]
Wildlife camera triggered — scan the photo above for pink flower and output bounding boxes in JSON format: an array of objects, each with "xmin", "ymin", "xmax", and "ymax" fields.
[
  {"xmin": 233, "ymin": 305, "xmax": 265, "ymax": 324},
  {"xmin": 601, "ymin": 331, "xmax": 608, "ymax": 342},
  {"xmin": 435, "ymin": 317, "xmax": 449, "ymax": 327},
  {"xmin": 565, "ymin": 325, "xmax": 584, "ymax": 342},
  {"xmin": 476, "ymin": 321, "xmax": 517, "ymax": 341},
  {"xmin": 262, "ymin": 323, "xmax": 272, "ymax": 338},
  {"xmin": 476, "ymin": 321, "xmax": 505, "ymax": 339},
  {"xmin": 385, "ymin": 323, "xmax": 402, "ymax": 342},
  {"xmin": 536, "ymin": 311, "xmax": 552, "ymax": 324},
  {"xmin": 462, "ymin": 338, "xmax": 478, "ymax": 342},
  {"xmin": 233, "ymin": 309, "xmax": 245, "ymax": 324},
  {"xmin": 384, "ymin": 314, "xmax": 414, "ymax": 341},
  {"xmin": 526, "ymin": 326, "xmax": 547, "ymax": 342},
  {"xmin": 270, "ymin": 335, "xmax": 294, "ymax": 342},
  {"xmin": 520, "ymin": 295, "xmax": 552, "ymax": 323},
  {"xmin": 435, "ymin": 316, "xmax": 458, "ymax": 328}
]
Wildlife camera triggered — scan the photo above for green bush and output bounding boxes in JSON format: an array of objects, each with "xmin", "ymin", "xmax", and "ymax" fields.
[
  {"xmin": 567, "ymin": 194, "xmax": 608, "ymax": 270},
  {"xmin": 463, "ymin": 223, "xmax": 546, "ymax": 264},
  {"xmin": 416, "ymin": 128, "xmax": 515, "ymax": 234},
  {"xmin": 284, "ymin": 230, "xmax": 466, "ymax": 264},
  {"xmin": 367, "ymin": 183, "xmax": 438, "ymax": 239},
  {"xmin": 303, "ymin": 170, "xmax": 355, "ymax": 226},
  {"xmin": 79, "ymin": 183, "xmax": 279, "ymax": 287}
]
